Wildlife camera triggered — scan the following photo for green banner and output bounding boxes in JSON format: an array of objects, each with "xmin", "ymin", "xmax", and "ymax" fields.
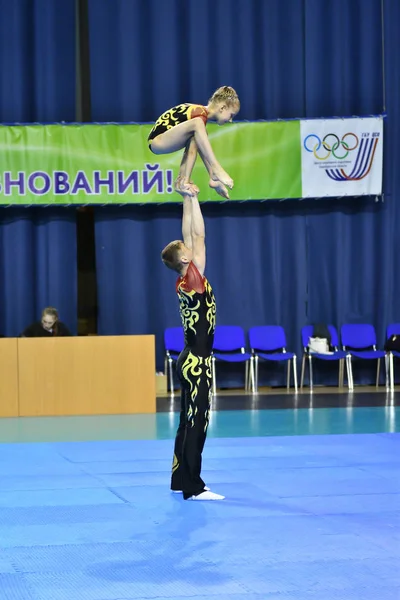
[{"xmin": 0, "ymin": 122, "xmax": 301, "ymax": 204}]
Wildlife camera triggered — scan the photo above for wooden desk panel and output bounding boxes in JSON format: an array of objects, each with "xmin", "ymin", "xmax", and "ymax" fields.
[
  {"xmin": 0, "ymin": 339, "xmax": 19, "ymax": 417},
  {"xmin": 18, "ymin": 335, "xmax": 156, "ymax": 416}
]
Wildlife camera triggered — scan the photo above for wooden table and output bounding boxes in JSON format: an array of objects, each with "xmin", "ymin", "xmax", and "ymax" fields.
[{"xmin": 0, "ymin": 335, "xmax": 156, "ymax": 417}]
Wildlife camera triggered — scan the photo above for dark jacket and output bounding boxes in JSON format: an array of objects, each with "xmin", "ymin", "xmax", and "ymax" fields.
[{"xmin": 21, "ymin": 321, "xmax": 72, "ymax": 337}]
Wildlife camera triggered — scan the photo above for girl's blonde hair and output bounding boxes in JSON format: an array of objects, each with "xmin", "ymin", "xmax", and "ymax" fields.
[{"xmin": 209, "ymin": 86, "xmax": 240, "ymax": 108}]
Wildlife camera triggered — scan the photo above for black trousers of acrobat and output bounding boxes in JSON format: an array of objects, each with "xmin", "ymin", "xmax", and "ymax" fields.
[{"xmin": 171, "ymin": 348, "xmax": 212, "ymax": 499}]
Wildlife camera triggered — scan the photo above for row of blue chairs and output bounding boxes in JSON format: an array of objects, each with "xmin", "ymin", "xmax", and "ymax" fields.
[{"xmin": 164, "ymin": 324, "xmax": 400, "ymax": 393}]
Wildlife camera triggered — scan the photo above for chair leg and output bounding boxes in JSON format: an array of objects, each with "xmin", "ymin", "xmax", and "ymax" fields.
[
  {"xmin": 385, "ymin": 354, "xmax": 389, "ymax": 389},
  {"xmin": 168, "ymin": 357, "xmax": 174, "ymax": 395},
  {"xmin": 390, "ymin": 352, "xmax": 394, "ymax": 391},
  {"xmin": 286, "ymin": 360, "xmax": 291, "ymax": 389},
  {"xmin": 338, "ymin": 359, "xmax": 344, "ymax": 388},
  {"xmin": 293, "ymin": 356, "xmax": 298, "ymax": 392},
  {"xmin": 254, "ymin": 356, "xmax": 258, "ymax": 393},
  {"xmin": 245, "ymin": 360, "xmax": 254, "ymax": 392},
  {"xmin": 350, "ymin": 356, "xmax": 354, "ymax": 389},
  {"xmin": 376, "ymin": 359, "xmax": 381, "ymax": 388},
  {"xmin": 212, "ymin": 357, "xmax": 217, "ymax": 395},
  {"xmin": 300, "ymin": 355, "xmax": 306, "ymax": 389},
  {"xmin": 346, "ymin": 355, "xmax": 354, "ymax": 391},
  {"xmin": 308, "ymin": 355, "xmax": 313, "ymax": 391},
  {"xmin": 250, "ymin": 357, "xmax": 255, "ymax": 393}
]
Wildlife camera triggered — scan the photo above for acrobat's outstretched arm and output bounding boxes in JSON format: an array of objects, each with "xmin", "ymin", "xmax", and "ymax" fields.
[
  {"xmin": 189, "ymin": 193, "xmax": 206, "ymax": 276},
  {"xmin": 181, "ymin": 192, "xmax": 193, "ymax": 250}
]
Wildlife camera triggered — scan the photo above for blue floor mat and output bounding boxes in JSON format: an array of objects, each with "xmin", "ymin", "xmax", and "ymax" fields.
[{"xmin": 0, "ymin": 432, "xmax": 398, "ymax": 599}]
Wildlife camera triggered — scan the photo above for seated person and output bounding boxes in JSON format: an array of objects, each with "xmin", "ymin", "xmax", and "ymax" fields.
[{"xmin": 21, "ymin": 307, "xmax": 71, "ymax": 337}]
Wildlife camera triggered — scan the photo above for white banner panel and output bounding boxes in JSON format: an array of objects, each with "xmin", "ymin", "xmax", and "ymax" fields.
[{"xmin": 301, "ymin": 117, "xmax": 383, "ymax": 198}]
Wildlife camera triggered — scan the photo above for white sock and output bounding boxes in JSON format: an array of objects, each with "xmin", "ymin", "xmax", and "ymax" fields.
[{"xmin": 188, "ymin": 491, "xmax": 225, "ymax": 501}]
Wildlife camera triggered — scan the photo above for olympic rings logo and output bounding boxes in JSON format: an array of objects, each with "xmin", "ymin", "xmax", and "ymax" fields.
[{"xmin": 304, "ymin": 133, "xmax": 359, "ymax": 161}]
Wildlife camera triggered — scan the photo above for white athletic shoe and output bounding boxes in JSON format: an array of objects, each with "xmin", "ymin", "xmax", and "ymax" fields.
[
  {"xmin": 172, "ymin": 486, "xmax": 210, "ymax": 494},
  {"xmin": 188, "ymin": 491, "xmax": 225, "ymax": 501}
]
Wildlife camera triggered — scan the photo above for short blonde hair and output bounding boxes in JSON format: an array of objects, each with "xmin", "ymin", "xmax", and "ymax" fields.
[
  {"xmin": 209, "ymin": 86, "xmax": 240, "ymax": 109},
  {"xmin": 42, "ymin": 307, "xmax": 59, "ymax": 320},
  {"xmin": 161, "ymin": 240, "xmax": 184, "ymax": 273}
]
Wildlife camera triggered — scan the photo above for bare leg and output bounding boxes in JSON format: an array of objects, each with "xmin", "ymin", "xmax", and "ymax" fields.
[
  {"xmin": 196, "ymin": 147, "xmax": 230, "ymax": 199},
  {"xmin": 176, "ymin": 140, "xmax": 229, "ymax": 199},
  {"xmin": 208, "ymin": 178, "xmax": 230, "ymax": 200},
  {"xmin": 175, "ymin": 139, "xmax": 200, "ymax": 197},
  {"xmin": 150, "ymin": 118, "xmax": 233, "ymax": 189}
]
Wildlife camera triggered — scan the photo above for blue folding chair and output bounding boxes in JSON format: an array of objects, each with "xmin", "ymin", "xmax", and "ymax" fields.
[
  {"xmin": 248, "ymin": 326, "xmax": 297, "ymax": 392},
  {"xmin": 300, "ymin": 325, "xmax": 352, "ymax": 390},
  {"xmin": 386, "ymin": 323, "xmax": 400, "ymax": 390},
  {"xmin": 164, "ymin": 327, "xmax": 184, "ymax": 393},
  {"xmin": 212, "ymin": 325, "xmax": 254, "ymax": 394},
  {"xmin": 341, "ymin": 324, "xmax": 386, "ymax": 387}
]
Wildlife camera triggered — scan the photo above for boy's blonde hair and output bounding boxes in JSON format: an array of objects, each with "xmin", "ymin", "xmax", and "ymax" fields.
[
  {"xmin": 209, "ymin": 86, "xmax": 240, "ymax": 109},
  {"xmin": 161, "ymin": 240, "xmax": 184, "ymax": 273}
]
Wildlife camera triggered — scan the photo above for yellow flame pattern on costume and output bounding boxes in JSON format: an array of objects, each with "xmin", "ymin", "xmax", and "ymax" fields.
[
  {"xmin": 205, "ymin": 279, "xmax": 216, "ymax": 334},
  {"xmin": 178, "ymin": 288, "xmax": 200, "ymax": 336},
  {"xmin": 182, "ymin": 352, "xmax": 201, "ymax": 424},
  {"xmin": 172, "ymin": 453, "xmax": 179, "ymax": 474},
  {"xmin": 149, "ymin": 104, "xmax": 206, "ymax": 140},
  {"xmin": 176, "ymin": 271, "xmax": 215, "ymax": 430},
  {"xmin": 177, "ymin": 276, "xmax": 216, "ymax": 345},
  {"xmin": 154, "ymin": 104, "xmax": 190, "ymax": 130},
  {"xmin": 180, "ymin": 353, "xmax": 212, "ymax": 428}
]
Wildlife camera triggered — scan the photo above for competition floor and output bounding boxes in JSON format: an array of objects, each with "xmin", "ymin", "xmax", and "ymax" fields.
[{"xmin": 0, "ymin": 388, "xmax": 399, "ymax": 599}]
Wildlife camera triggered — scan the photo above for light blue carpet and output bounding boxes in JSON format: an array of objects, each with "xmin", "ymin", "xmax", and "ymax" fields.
[{"xmin": 0, "ymin": 428, "xmax": 399, "ymax": 599}]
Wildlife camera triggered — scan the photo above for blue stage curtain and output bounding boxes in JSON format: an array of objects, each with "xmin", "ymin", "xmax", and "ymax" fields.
[
  {"xmin": 0, "ymin": 208, "xmax": 77, "ymax": 337},
  {"xmin": 304, "ymin": 0, "xmax": 384, "ymax": 117},
  {"xmin": 87, "ymin": 0, "xmax": 306, "ymax": 121},
  {"xmin": 90, "ymin": 0, "xmax": 400, "ymax": 385},
  {"xmin": 0, "ymin": 0, "xmax": 77, "ymax": 337},
  {"xmin": 0, "ymin": 0, "xmax": 76, "ymax": 123}
]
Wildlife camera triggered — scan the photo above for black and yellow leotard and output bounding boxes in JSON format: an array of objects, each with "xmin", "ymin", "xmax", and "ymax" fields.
[
  {"xmin": 148, "ymin": 103, "xmax": 208, "ymax": 149},
  {"xmin": 171, "ymin": 261, "xmax": 216, "ymax": 498}
]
